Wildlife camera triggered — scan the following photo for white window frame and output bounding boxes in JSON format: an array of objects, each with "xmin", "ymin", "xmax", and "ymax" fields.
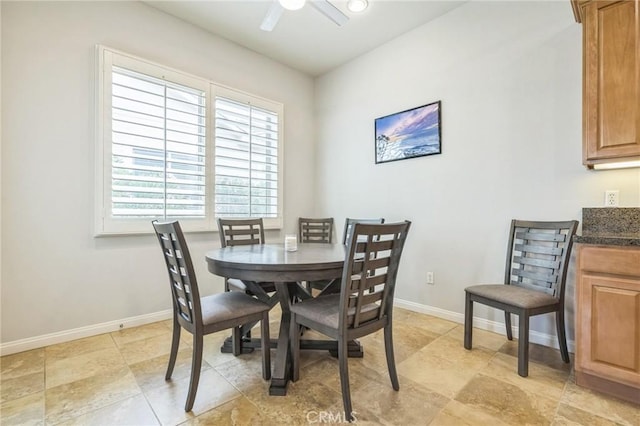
[
  {"xmin": 95, "ymin": 45, "xmax": 283, "ymax": 235},
  {"xmin": 212, "ymin": 85, "xmax": 283, "ymax": 229}
]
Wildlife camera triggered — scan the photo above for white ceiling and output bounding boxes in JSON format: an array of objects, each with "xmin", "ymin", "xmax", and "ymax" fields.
[{"xmin": 145, "ymin": 1, "xmax": 466, "ymax": 76}]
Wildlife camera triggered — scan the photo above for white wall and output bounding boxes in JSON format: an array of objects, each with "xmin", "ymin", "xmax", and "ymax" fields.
[
  {"xmin": 0, "ymin": 2, "xmax": 3, "ymax": 345},
  {"xmin": 1, "ymin": 1, "xmax": 316, "ymax": 345},
  {"xmin": 315, "ymin": 1, "xmax": 640, "ymax": 341}
]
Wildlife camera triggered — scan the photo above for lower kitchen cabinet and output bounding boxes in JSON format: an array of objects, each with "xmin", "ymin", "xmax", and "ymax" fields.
[{"xmin": 575, "ymin": 244, "xmax": 640, "ymax": 404}]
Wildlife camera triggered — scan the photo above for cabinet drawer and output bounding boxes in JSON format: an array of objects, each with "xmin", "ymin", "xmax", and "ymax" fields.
[{"xmin": 579, "ymin": 245, "xmax": 640, "ymax": 277}]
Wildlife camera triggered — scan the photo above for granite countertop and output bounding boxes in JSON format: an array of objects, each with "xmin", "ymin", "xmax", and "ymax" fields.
[
  {"xmin": 573, "ymin": 207, "xmax": 640, "ymax": 247},
  {"xmin": 574, "ymin": 233, "xmax": 640, "ymax": 246}
]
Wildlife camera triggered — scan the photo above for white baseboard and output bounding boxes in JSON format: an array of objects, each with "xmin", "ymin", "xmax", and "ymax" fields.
[
  {"xmin": 0, "ymin": 309, "xmax": 173, "ymax": 356},
  {"xmin": 394, "ymin": 298, "xmax": 575, "ymax": 354},
  {"xmin": 1, "ymin": 300, "xmax": 575, "ymax": 357}
]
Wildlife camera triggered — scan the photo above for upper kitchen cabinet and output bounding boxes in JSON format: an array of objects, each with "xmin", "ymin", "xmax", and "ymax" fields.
[{"xmin": 572, "ymin": 0, "xmax": 640, "ymax": 169}]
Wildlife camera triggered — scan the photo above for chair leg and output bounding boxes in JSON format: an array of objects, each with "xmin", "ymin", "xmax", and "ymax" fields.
[
  {"xmin": 185, "ymin": 333, "xmax": 203, "ymax": 411},
  {"xmin": 383, "ymin": 324, "xmax": 400, "ymax": 391},
  {"xmin": 260, "ymin": 312, "xmax": 271, "ymax": 380},
  {"xmin": 166, "ymin": 315, "xmax": 181, "ymax": 380},
  {"xmin": 464, "ymin": 293, "xmax": 473, "ymax": 350},
  {"xmin": 290, "ymin": 314, "xmax": 300, "ymax": 382},
  {"xmin": 517, "ymin": 313, "xmax": 529, "ymax": 377},
  {"xmin": 232, "ymin": 326, "xmax": 241, "ymax": 356},
  {"xmin": 338, "ymin": 338, "xmax": 353, "ymax": 422},
  {"xmin": 556, "ymin": 309, "xmax": 570, "ymax": 363},
  {"xmin": 505, "ymin": 312, "xmax": 513, "ymax": 341}
]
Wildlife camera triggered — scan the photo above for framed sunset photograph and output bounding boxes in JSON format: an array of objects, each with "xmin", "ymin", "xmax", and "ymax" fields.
[{"xmin": 374, "ymin": 100, "xmax": 441, "ymax": 164}]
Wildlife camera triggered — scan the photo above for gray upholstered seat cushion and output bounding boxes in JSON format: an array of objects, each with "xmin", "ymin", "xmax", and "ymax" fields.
[
  {"xmin": 290, "ymin": 294, "xmax": 379, "ymax": 329},
  {"xmin": 200, "ymin": 291, "xmax": 269, "ymax": 326},
  {"xmin": 465, "ymin": 284, "xmax": 558, "ymax": 309}
]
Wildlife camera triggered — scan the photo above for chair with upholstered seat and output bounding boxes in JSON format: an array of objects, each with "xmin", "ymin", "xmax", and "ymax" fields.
[
  {"xmin": 298, "ymin": 217, "xmax": 334, "ymax": 243},
  {"xmin": 152, "ymin": 220, "xmax": 271, "ymax": 411},
  {"xmin": 290, "ymin": 221, "xmax": 411, "ymax": 422},
  {"xmin": 464, "ymin": 219, "xmax": 578, "ymax": 377}
]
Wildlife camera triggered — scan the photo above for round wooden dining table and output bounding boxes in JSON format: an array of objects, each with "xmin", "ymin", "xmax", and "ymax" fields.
[
  {"xmin": 205, "ymin": 243, "xmax": 363, "ymax": 396},
  {"xmin": 206, "ymin": 243, "xmax": 346, "ymax": 283}
]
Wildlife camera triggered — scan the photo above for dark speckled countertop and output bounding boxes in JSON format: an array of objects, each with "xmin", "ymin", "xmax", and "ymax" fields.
[{"xmin": 574, "ymin": 207, "xmax": 640, "ymax": 246}]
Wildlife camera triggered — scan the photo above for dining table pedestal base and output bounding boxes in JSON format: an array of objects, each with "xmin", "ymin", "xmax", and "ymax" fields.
[
  {"xmin": 206, "ymin": 244, "xmax": 352, "ymax": 397},
  {"xmin": 220, "ymin": 335, "xmax": 363, "ymax": 396},
  {"xmin": 220, "ymin": 336, "xmax": 364, "ymax": 358}
]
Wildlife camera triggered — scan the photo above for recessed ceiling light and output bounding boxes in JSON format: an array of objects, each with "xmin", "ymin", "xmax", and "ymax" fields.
[
  {"xmin": 347, "ymin": 0, "xmax": 368, "ymax": 13},
  {"xmin": 279, "ymin": 0, "xmax": 306, "ymax": 11}
]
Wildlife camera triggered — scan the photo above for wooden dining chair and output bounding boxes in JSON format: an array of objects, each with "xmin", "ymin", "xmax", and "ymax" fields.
[
  {"xmin": 298, "ymin": 217, "xmax": 334, "ymax": 243},
  {"xmin": 464, "ymin": 219, "xmax": 579, "ymax": 377},
  {"xmin": 217, "ymin": 218, "xmax": 275, "ymax": 293},
  {"xmin": 152, "ymin": 220, "xmax": 271, "ymax": 411},
  {"xmin": 290, "ymin": 221, "xmax": 411, "ymax": 422}
]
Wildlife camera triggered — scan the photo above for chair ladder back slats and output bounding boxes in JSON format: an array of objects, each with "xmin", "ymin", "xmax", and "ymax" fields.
[
  {"xmin": 357, "ymin": 291, "xmax": 383, "ymax": 307},
  {"xmin": 365, "ymin": 273, "xmax": 388, "ymax": 290},
  {"xmin": 159, "ymin": 235, "xmax": 195, "ymax": 323},
  {"xmin": 514, "ymin": 243, "xmax": 564, "ymax": 256},
  {"xmin": 513, "ymin": 255, "xmax": 561, "ymax": 270},
  {"xmin": 355, "ymin": 239, "xmax": 394, "ymax": 253},
  {"xmin": 515, "ymin": 230, "xmax": 568, "ymax": 242},
  {"xmin": 298, "ymin": 217, "xmax": 334, "ymax": 243},
  {"xmin": 507, "ymin": 220, "xmax": 578, "ymax": 298},
  {"xmin": 347, "ymin": 233, "xmax": 370, "ymax": 328},
  {"xmin": 218, "ymin": 218, "xmax": 265, "ymax": 248},
  {"xmin": 510, "ymin": 267, "xmax": 557, "ymax": 285},
  {"xmin": 367, "ymin": 256, "xmax": 390, "ymax": 271},
  {"xmin": 153, "ymin": 221, "xmax": 201, "ymax": 329},
  {"xmin": 348, "ymin": 274, "xmax": 386, "ymax": 293},
  {"xmin": 341, "ymin": 221, "xmax": 411, "ymax": 330}
]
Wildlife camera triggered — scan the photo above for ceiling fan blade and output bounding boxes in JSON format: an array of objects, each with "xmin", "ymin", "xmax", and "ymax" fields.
[
  {"xmin": 260, "ymin": 1, "xmax": 285, "ymax": 32},
  {"xmin": 310, "ymin": 0, "xmax": 349, "ymax": 26}
]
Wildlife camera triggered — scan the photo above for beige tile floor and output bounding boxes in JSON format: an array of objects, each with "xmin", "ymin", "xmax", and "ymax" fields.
[{"xmin": 2, "ymin": 308, "xmax": 639, "ymax": 425}]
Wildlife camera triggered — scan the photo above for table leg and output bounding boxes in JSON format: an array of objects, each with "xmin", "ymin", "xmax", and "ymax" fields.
[{"xmin": 269, "ymin": 281, "xmax": 295, "ymax": 396}]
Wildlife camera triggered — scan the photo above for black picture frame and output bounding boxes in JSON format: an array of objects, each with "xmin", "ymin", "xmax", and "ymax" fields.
[{"xmin": 374, "ymin": 100, "xmax": 441, "ymax": 164}]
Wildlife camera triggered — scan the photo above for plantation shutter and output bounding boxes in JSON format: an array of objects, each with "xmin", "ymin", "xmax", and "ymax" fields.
[
  {"xmin": 214, "ymin": 95, "xmax": 279, "ymax": 218},
  {"xmin": 110, "ymin": 66, "xmax": 207, "ymax": 219}
]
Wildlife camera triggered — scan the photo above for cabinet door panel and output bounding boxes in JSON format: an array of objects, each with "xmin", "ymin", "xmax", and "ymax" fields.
[
  {"xmin": 591, "ymin": 284, "xmax": 640, "ymax": 370},
  {"xmin": 579, "ymin": 274, "xmax": 640, "ymax": 385},
  {"xmin": 600, "ymin": 1, "xmax": 636, "ymax": 148},
  {"xmin": 583, "ymin": 0, "xmax": 640, "ymax": 163}
]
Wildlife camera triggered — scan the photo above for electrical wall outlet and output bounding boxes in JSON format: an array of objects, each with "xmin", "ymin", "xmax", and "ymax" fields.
[
  {"xmin": 604, "ymin": 190, "xmax": 619, "ymax": 207},
  {"xmin": 426, "ymin": 271, "xmax": 434, "ymax": 285}
]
